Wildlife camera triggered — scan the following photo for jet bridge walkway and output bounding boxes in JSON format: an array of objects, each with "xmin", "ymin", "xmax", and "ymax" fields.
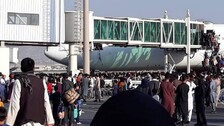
[{"xmin": 93, "ymin": 16, "xmax": 204, "ymax": 49}]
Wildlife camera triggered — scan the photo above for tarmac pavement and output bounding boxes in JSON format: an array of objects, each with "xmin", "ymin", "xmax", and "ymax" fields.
[
  {"xmin": 79, "ymin": 97, "xmax": 224, "ymax": 126},
  {"xmin": 4, "ymin": 97, "xmax": 224, "ymax": 126}
]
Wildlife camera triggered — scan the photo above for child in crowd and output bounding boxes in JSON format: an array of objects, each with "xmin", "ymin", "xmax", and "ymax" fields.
[
  {"xmin": 74, "ymin": 101, "xmax": 82, "ymax": 125},
  {"xmin": 0, "ymin": 107, "xmax": 8, "ymax": 126}
]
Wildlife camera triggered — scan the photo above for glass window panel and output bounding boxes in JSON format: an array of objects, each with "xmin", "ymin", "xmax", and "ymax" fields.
[
  {"xmin": 31, "ymin": 14, "xmax": 39, "ymax": 25},
  {"xmin": 8, "ymin": 13, "xmax": 15, "ymax": 24},
  {"xmin": 191, "ymin": 24, "xmax": 197, "ymax": 45},
  {"xmin": 139, "ymin": 22, "xmax": 143, "ymax": 41},
  {"xmin": 156, "ymin": 22, "xmax": 161, "ymax": 42},
  {"xmin": 150, "ymin": 22, "xmax": 156, "ymax": 42},
  {"xmin": 94, "ymin": 19, "xmax": 101, "ymax": 39},
  {"xmin": 120, "ymin": 22, "xmax": 127, "ymax": 40},
  {"xmin": 132, "ymin": 22, "xmax": 138, "ymax": 40},
  {"xmin": 163, "ymin": 22, "xmax": 173, "ymax": 43},
  {"xmin": 7, "ymin": 12, "xmax": 39, "ymax": 25},
  {"xmin": 101, "ymin": 20, "xmax": 108, "ymax": 39},
  {"xmin": 150, "ymin": 22, "xmax": 160, "ymax": 42},
  {"xmin": 144, "ymin": 22, "xmax": 150, "ymax": 42},
  {"xmin": 180, "ymin": 23, "xmax": 187, "ymax": 45},
  {"xmin": 130, "ymin": 22, "xmax": 142, "ymax": 41},
  {"xmin": 108, "ymin": 21, "xmax": 114, "ymax": 40},
  {"xmin": 175, "ymin": 23, "xmax": 181, "ymax": 44},
  {"xmin": 114, "ymin": 21, "xmax": 120, "ymax": 40}
]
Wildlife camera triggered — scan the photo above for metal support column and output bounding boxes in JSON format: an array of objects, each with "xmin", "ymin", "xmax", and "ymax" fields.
[
  {"xmin": 164, "ymin": 49, "xmax": 168, "ymax": 73},
  {"xmin": 83, "ymin": 0, "xmax": 90, "ymax": 74},
  {"xmin": 1, "ymin": 41, "xmax": 5, "ymax": 47},
  {"xmin": 163, "ymin": 10, "xmax": 169, "ymax": 73},
  {"xmin": 68, "ymin": 44, "xmax": 79, "ymax": 75},
  {"xmin": 186, "ymin": 9, "xmax": 191, "ymax": 73}
]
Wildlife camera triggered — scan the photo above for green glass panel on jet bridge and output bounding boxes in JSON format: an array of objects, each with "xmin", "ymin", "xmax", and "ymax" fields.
[
  {"xmin": 101, "ymin": 20, "xmax": 107, "ymax": 39},
  {"xmin": 190, "ymin": 24, "xmax": 203, "ymax": 45},
  {"xmin": 94, "ymin": 20, "xmax": 101, "ymax": 39},
  {"xmin": 108, "ymin": 21, "xmax": 120, "ymax": 40},
  {"xmin": 120, "ymin": 22, "xmax": 128, "ymax": 40},
  {"xmin": 94, "ymin": 19, "xmax": 128, "ymax": 41},
  {"xmin": 129, "ymin": 22, "xmax": 143, "ymax": 41},
  {"xmin": 174, "ymin": 22, "xmax": 187, "ymax": 45},
  {"xmin": 144, "ymin": 22, "xmax": 160, "ymax": 42},
  {"xmin": 163, "ymin": 22, "xmax": 173, "ymax": 43}
]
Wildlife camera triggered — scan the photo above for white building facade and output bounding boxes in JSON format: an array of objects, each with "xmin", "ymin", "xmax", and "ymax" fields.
[{"xmin": 0, "ymin": 0, "xmax": 51, "ymax": 42}]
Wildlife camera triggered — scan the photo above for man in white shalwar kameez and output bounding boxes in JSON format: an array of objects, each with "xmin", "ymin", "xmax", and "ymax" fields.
[
  {"xmin": 186, "ymin": 75, "xmax": 196, "ymax": 123},
  {"xmin": 210, "ymin": 75, "xmax": 218, "ymax": 113}
]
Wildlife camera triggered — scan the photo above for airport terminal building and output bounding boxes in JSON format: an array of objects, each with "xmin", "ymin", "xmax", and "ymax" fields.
[{"xmin": 0, "ymin": 0, "xmax": 57, "ymax": 77}]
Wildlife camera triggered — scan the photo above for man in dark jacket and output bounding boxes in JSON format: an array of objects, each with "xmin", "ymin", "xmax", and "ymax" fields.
[
  {"xmin": 51, "ymin": 86, "xmax": 61, "ymax": 125},
  {"xmin": 149, "ymin": 73, "xmax": 160, "ymax": 96},
  {"xmin": 62, "ymin": 73, "xmax": 75, "ymax": 126},
  {"xmin": 135, "ymin": 78, "xmax": 152, "ymax": 96},
  {"xmin": 195, "ymin": 75, "xmax": 207, "ymax": 126},
  {"xmin": 175, "ymin": 74, "xmax": 189, "ymax": 125}
]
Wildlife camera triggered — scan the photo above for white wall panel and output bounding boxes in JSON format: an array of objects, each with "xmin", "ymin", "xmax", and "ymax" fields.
[
  {"xmin": 0, "ymin": 0, "xmax": 51, "ymax": 42},
  {"xmin": 0, "ymin": 47, "xmax": 10, "ymax": 79}
]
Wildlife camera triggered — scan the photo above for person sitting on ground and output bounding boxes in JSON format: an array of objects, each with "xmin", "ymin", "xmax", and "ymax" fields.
[{"xmin": 90, "ymin": 90, "xmax": 175, "ymax": 126}]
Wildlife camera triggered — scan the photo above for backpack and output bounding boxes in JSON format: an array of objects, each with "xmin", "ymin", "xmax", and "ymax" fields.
[{"xmin": 63, "ymin": 83, "xmax": 79, "ymax": 104}]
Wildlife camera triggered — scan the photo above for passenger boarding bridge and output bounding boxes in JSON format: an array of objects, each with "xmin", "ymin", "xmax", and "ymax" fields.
[
  {"xmin": 92, "ymin": 16, "xmax": 204, "ymax": 49},
  {"xmin": 65, "ymin": 11, "xmax": 204, "ymax": 49}
]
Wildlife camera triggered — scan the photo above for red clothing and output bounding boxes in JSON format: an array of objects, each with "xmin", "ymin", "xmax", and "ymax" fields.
[
  {"xmin": 47, "ymin": 83, "xmax": 53, "ymax": 94},
  {"xmin": 160, "ymin": 81, "xmax": 175, "ymax": 117},
  {"xmin": 76, "ymin": 76, "xmax": 82, "ymax": 84}
]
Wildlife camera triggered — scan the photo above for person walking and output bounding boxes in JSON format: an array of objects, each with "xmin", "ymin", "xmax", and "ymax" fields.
[{"xmin": 6, "ymin": 57, "xmax": 54, "ymax": 126}]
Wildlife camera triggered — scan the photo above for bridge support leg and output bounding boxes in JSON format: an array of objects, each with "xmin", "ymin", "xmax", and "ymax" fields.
[
  {"xmin": 68, "ymin": 44, "xmax": 79, "ymax": 76},
  {"xmin": 1, "ymin": 41, "xmax": 5, "ymax": 47},
  {"xmin": 186, "ymin": 9, "xmax": 191, "ymax": 73},
  {"xmin": 164, "ymin": 49, "xmax": 168, "ymax": 73}
]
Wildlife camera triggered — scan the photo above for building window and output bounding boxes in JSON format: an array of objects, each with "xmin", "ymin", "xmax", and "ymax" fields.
[{"xmin": 8, "ymin": 12, "xmax": 39, "ymax": 25}]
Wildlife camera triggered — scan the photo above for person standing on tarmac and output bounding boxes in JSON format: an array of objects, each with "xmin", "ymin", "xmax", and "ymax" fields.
[
  {"xmin": 160, "ymin": 73, "xmax": 175, "ymax": 117},
  {"xmin": 62, "ymin": 73, "xmax": 75, "ymax": 126},
  {"xmin": 194, "ymin": 74, "xmax": 207, "ymax": 126},
  {"xmin": 175, "ymin": 74, "xmax": 189, "ymax": 125},
  {"xmin": 6, "ymin": 57, "xmax": 54, "ymax": 126}
]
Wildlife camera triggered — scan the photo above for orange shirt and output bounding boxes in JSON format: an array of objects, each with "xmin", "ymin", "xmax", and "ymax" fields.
[{"xmin": 0, "ymin": 102, "xmax": 4, "ymax": 107}]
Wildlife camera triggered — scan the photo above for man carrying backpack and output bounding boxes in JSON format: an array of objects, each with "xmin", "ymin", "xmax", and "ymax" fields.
[{"xmin": 62, "ymin": 73, "xmax": 76, "ymax": 126}]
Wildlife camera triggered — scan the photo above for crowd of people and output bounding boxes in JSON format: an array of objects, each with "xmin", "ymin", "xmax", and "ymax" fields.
[
  {"xmin": 0, "ymin": 57, "xmax": 224, "ymax": 126},
  {"xmin": 125, "ymin": 71, "xmax": 223, "ymax": 126}
]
